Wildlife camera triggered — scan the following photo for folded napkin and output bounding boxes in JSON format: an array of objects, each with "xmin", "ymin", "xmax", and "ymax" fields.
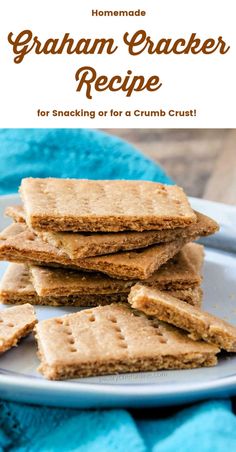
[{"xmin": 0, "ymin": 128, "xmax": 235, "ymax": 451}]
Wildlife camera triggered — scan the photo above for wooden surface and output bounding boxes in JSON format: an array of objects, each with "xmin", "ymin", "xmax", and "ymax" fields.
[{"xmin": 103, "ymin": 129, "xmax": 236, "ymax": 205}]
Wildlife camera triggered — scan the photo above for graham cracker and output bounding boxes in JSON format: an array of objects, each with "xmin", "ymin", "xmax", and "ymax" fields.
[
  {"xmin": 167, "ymin": 287, "xmax": 202, "ymax": 307},
  {"xmin": 35, "ymin": 303, "xmax": 219, "ymax": 380},
  {"xmin": 0, "ymin": 264, "xmax": 128, "ymax": 306},
  {"xmin": 29, "ymin": 265, "xmax": 132, "ymax": 296},
  {"xmin": 129, "ymin": 285, "xmax": 236, "ymax": 352},
  {"xmin": 148, "ymin": 243, "xmax": 204, "ymax": 289},
  {"xmin": 5, "ymin": 205, "xmax": 26, "ymax": 223},
  {"xmin": 20, "ymin": 178, "xmax": 197, "ymax": 232},
  {"xmin": 30, "ymin": 263, "xmax": 202, "ymax": 304},
  {"xmin": 6, "ymin": 205, "xmax": 218, "ymax": 259},
  {"xmin": 0, "ymin": 244, "xmax": 203, "ymax": 300},
  {"xmin": 0, "ymin": 303, "xmax": 36, "ymax": 353},
  {"xmin": 0, "ymin": 263, "xmax": 128, "ymax": 306},
  {"xmin": 0, "ymin": 263, "xmax": 202, "ymax": 307},
  {"xmin": 0, "ymin": 223, "xmax": 191, "ymax": 279}
]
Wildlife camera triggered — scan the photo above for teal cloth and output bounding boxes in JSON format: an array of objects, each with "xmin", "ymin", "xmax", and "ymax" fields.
[
  {"xmin": 0, "ymin": 129, "xmax": 235, "ymax": 451},
  {"xmin": 0, "ymin": 129, "xmax": 171, "ymax": 194},
  {"xmin": 1, "ymin": 399, "xmax": 236, "ymax": 451}
]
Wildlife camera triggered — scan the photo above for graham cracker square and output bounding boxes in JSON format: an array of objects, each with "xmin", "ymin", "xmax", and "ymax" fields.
[
  {"xmin": 20, "ymin": 178, "xmax": 197, "ymax": 232},
  {"xmin": 35, "ymin": 303, "xmax": 219, "ymax": 380}
]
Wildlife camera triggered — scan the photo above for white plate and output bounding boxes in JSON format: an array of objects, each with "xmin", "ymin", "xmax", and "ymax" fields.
[{"xmin": 0, "ymin": 194, "xmax": 236, "ymax": 408}]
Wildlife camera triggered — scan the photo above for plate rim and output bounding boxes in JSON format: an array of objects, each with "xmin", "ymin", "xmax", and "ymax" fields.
[{"xmin": 1, "ymin": 367, "xmax": 236, "ymax": 395}]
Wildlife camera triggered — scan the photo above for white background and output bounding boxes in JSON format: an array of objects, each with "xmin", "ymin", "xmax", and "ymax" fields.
[{"xmin": 0, "ymin": 0, "xmax": 235, "ymax": 128}]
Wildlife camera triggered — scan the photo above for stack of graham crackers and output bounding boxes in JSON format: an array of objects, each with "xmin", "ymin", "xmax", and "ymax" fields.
[
  {"xmin": 1, "ymin": 177, "xmax": 235, "ymax": 381},
  {"xmin": 0, "ymin": 178, "xmax": 218, "ymax": 308}
]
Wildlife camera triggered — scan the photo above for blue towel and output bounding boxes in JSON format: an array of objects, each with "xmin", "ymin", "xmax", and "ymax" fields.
[
  {"xmin": 0, "ymin": 128, "xmax": 235, "ymax": 451},
  {"xmin": 0, "ymin": 128, "xmax": 171, "ymax": 194}
]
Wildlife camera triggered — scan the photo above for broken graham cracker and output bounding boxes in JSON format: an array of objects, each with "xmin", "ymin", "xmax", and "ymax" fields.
[
  {"xmin": 6, "ymin": 205, "xmax": 218, "ymax": 259},
  {"xmin": 0, "ymin": 303, "xmax": 36, "ymax": 353},
  {"xmin": 0, "ymin": 223, "xmax": 192, "ymax": 279},
  {"xmin": 20, "ymin": 178, "xmax": 197, "ymax": 232},
  {"xmin": 35, "ymin": 303, "xmax": 219, "ymax": 380},
  {"xmin": 0, "ymin": 264, "xmax": 202, "ymax": 307},
  {"xmin": 129, "ymin": 285, "xmax": 236, "ymax": 352}
]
